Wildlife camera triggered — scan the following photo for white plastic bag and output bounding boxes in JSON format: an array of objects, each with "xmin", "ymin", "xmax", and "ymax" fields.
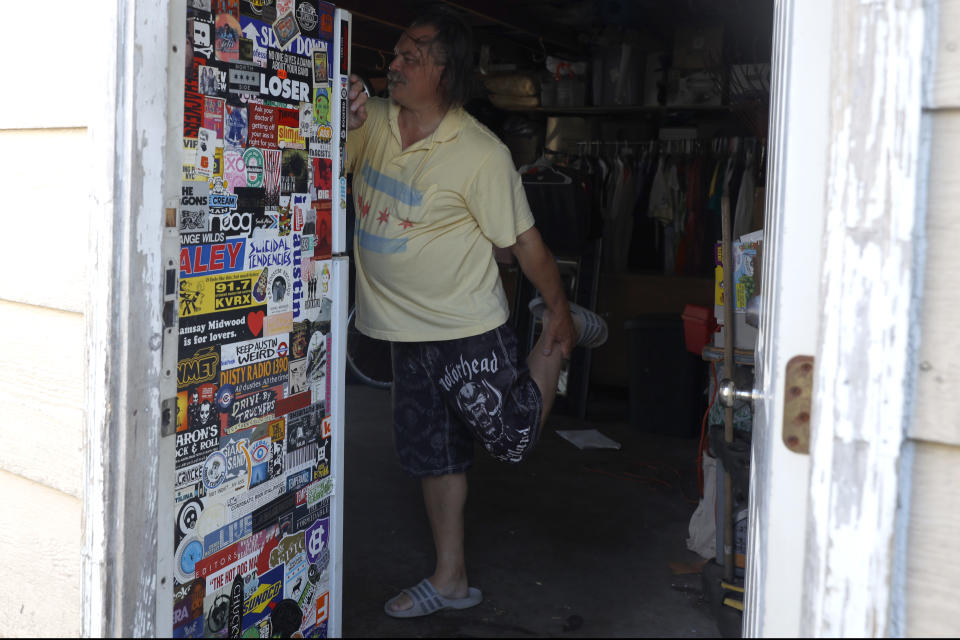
[{"xmin": 686, "ymin": 453, "xmax": 717, "ymax": 559}]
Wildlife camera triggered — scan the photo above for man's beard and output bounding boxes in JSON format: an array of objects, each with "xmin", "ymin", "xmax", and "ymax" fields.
[{"xmin": 387, "ymin": 71, "xmax": 404, "ymax": 95}]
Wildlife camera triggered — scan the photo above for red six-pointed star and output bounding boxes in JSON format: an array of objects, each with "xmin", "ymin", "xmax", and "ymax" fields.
[
  {"xmin": 377, "ymin": 208, "xmax": 390, "ymax": 225},
  {"xmin": 398, "ymin": 218, "xmax": 414, "ymax": 229},
  {"xmin": 358, "ymin": 195, "xmax": 370, "ymax": 218}
]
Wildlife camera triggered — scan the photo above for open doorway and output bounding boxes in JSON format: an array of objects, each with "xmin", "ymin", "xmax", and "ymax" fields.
[{"xmin": 337, "ymin": 0, "xmax": 776, "ymax": 636}]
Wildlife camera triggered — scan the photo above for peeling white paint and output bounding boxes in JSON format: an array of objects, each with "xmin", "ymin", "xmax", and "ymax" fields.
[{"xmin": 802, "ymin": 0, "xmax": 926, "ymax": 636}]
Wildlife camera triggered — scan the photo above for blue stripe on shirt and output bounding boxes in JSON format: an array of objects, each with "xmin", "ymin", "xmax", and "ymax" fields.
[
  {"xmin": 361, "ymin": 162, "xmax": 424, "ymax": 206},
  {"xmin": 357, "ymin": 228, "xmax": 407, "ymax": 254}
]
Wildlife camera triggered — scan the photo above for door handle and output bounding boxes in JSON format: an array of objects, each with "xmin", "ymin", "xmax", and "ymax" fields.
[{"xmin": 718, "ymin": 378, "xmax": 760, "ymax": 408}]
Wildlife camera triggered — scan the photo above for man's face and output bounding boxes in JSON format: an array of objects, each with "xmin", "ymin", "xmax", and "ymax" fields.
[{"xmin": 387, "ymin": 24, "xmax": 445, "ymax": 109}]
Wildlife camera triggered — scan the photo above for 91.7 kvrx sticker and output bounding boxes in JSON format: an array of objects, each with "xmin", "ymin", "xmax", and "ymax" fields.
[{"xmin": 180, "ymin": 269, "xmax": 270, "ymax": 317}]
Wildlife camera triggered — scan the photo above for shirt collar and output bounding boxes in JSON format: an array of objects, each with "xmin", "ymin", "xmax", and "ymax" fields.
[{"xmin": 388, "ymin": 100, "xmax": 465, "ymax": 149}]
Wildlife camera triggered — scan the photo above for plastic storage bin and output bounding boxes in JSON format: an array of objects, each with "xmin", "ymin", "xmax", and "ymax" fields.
[
  {"xmin": 681, "ymin": 304, "xmax": 717, "ymax": 355},
  {"xmin": 625, "ymin": 315, "xmax": 705, "ymax": 437}
]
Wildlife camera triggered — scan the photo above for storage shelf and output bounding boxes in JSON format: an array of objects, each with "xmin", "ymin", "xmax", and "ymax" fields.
[
  {"xmin": 497, "ymin": 100, "xmax": 768, "ymax": 118},
  {"xmin": 701, "ymin": 344, "xmax": 756, "ymax": 366},
  {"xmin": 499, "ymin": 104, "xmax": 735, "ymax": 117}
]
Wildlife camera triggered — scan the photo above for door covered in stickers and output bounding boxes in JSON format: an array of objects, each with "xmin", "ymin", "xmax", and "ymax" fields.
[{"xmin": 168, "ymin": 1, "xmax": 351, "ymax": 637}]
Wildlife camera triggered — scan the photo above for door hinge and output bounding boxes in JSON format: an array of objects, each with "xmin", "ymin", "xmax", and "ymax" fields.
[
  {"xmin": 783, "ymin": 355, "xmax": 814, "ymax": 454},
  {"xmin": 161, "ymin": 223, "xmax": 179, "ymax": 438}
]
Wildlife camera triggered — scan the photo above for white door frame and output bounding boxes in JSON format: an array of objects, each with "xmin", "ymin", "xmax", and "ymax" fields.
[
  {"xmin": 82, "ymin": 0, "xmax": 174, "ymax": 635},
  {"xmin": 746, "ymin": 0, "xmax": 927, "ymax": 636}
]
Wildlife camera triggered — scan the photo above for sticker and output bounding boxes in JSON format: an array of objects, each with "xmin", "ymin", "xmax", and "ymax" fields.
[
  {"xmin": 179, "ymin": 269, "xmax": 264, "ymax": 317},
  {"xmin": 225, "ymin": 473, "xmax": 285, "ymax": 519},
  {"xmin": 311, "ymin": 157, "xmax": 332, "ymax": 202},
  {"xmin": 221, "ymin": 333, "xmax": 288, "ymax": 369},
  {"xmin": 279, "ymin": 149, "xmax": 308, "ymax": 196},
  {"xmin": 189, "ymin": 8, "xmax": 215, "ymax": 61},
  {"xmin": 286, "ymin": 467, "xmax": 312, "ymax": 494},
  {"xmin": 203, "ymin": 513, "xmax": 253, "ymax": 556},
  {"xmin": 242, "ymin": 565, "xmax": 284, "ymax": 630},
  {"xmin": 181, "ymin": 180, "xmax": 209, "ymax": 230},
  {"xmin": 202, "ymin": 450, "xmax": 228, "ymax": 489},
  {"xmin": 219, "ymin": 343, "xmax": 289, "ymax": 395},
  {"xmin": 202, "ymin": 96, "xmax": 225, "ymax": 138},
  {"xmin": 180, "ymin": 239, "xmax": 246, "ymax": 278},
  {"xmin": 176, "ymin": 497, "xmax": 204, "ymax": 543},
  {"xmin": 215, "ymin": 13, "xmax": 242, "ymax": 62},
  {"xmin": 208, "ymin": 176, "xmax": 238, "ymax": 213},
  {"xmin": 312, "ymin": 85, "xmax": 330, "ymax": 126},
  {"xmin": 311, "ymin": 48, "xmax": 327, "ymax": 85},
  {"xmin": 265, "ymin": 266, "xmax": 293, "ymax": 315},
  {"xmin": 175, "ymin": 534, "xmax": 205, "ymax": 584},
  {"xmin": 224, "ymin": 103, "xmax": 249, "ymax": 148},
  {"xmin": 241, "ymin": 0, "xmax": 276, "ymax": 20},
  {"xmin": 241, "ymin": 147, "xmax": 265, "ymax": 187},
  {"xmin": 245, "ymin": 229, "xmax": 293, "ymax": 271},
  {"xmin": 272, "ymin": 11, "xmax": 300, "ymax": 51},
  {"xmin": 227, "ymin": 61, "xmax": 262, "ymax": 97},
  {"xmin": 248, "ymin": 103, "xmax": 278, "ymax": 149},
  {"xmin": 290, "ymin": 194, "xmax": 309, "ymax": 233},
  {"xmin": 283, "ymin": 552, "xmax": 309, "ymax": 603},
  {"xmin": 302, "ymin": 476, "xmax": 334, "ymax": 507},
  {"xmin": 314, "ymin": 415, "xmax": 332, "ymax": 480},
  {"xmin": 257, "ymin": 67, "xmax": 311, "ymax": 104},
  {"xmin": 196, "ymin": 127, "xmax": 217, "ymax": 178},
  {"xmin": 177, "ymin": 423, "xmax": 221, "ymax": 471},
  {"xmin": 315, "ymin": 591, "xmax": 329, "ymax": 626},
  {"xmin": 223, "ymin": 386, "xmax": 281, "ymax": 434},
  {"xmin": 216, "ymin": 383, "xmax": 236, "ymax": 412},
  {"xmin": 215, "ymin": 0, "xmax": 240, "ymax": 18},
  {"xmin": 298, "ymin": 102, "xmax": 316, "ymax": 138},
  {"xmin": 278, "ymin": 107, "xmax": 306, "ymax": 149},
  {"xmin": 173, "ymin": 578, "xmax": 205, "ymax": 634},
  {"xmin": 181, "ymin": 230, "xmax": 226, "ymax": 246},
  {"xmin": 222, "ymin": 148, "xmax": 246, "ymax": 191},
  {"xmin": 179, "ymin": 306, "xmax": 268, "ymax": 351},
  {"xmin": 228, "ymin": 573, "xmax": 244, "ymax": 638},
  {"xmin": 263, "ymin": 148, "xmax": 283, "ymax": 203},
  {"xmin": 198, "ymin": 65, "xmax": 219, "ymax": 95}
]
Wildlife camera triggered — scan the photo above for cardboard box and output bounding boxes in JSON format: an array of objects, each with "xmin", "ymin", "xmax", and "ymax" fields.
[{"xmin": 714, "ymin": 230, "xmax": 762, "ymax": 350}]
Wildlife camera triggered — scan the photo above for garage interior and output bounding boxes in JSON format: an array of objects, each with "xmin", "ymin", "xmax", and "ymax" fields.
[{"xmin": 335, "ymin": 0, "xmax": 773, "ymax": 636}]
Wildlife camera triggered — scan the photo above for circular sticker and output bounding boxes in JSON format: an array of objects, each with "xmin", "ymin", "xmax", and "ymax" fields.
[
  {"xmin": 174, "ymin": 534, "xmax": 204, "ymax": 583},
  {"xmin": 203, "ymin": 451, "xmax": 228, "ymax": 490},
  {"xmin": 216, "ymin": 384, "xmax": 235, "ymax": 412},
  {"xmin": 251, "ymin": 442, "xmax": 270, "ymax": 464},
  {"xmin": 277, "ymin": 341, "xmax": 288, "ymax": 357},
  {"xmin": 296, "ymin": 2, "xmax": 318, "ymax": 31},
  {"xmin": 177, "ymin": 498, "xmax": 203, "ymax": 538}
]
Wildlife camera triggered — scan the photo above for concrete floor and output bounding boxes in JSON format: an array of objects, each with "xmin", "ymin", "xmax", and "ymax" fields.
[{"xmin": 341, "ymin": 383, "xmax": 721, "ymax": 638}]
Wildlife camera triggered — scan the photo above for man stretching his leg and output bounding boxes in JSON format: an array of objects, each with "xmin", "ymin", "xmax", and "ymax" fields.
[{"xmin": 345, "ymin": 4, "xmax": 607, "ymax": 617}]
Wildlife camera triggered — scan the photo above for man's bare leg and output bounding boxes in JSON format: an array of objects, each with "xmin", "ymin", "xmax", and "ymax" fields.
[
  {"xmin": 526, "ymin": 309, "xmax": 582, "ymax": 427},
  {"xmin": 387, "ymin": 472, "xmax": 470, "ymax": 612}
]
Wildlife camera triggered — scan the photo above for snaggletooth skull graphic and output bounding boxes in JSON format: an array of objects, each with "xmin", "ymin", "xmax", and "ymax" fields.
[{"xmin": 456, "ymin": 379, "xmax": 503, "ymax": 436}]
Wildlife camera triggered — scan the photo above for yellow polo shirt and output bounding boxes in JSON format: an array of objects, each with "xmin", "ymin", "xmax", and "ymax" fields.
[{"xmin": 347, "ymin": 97, "xmax": 535, "ymax": 341}]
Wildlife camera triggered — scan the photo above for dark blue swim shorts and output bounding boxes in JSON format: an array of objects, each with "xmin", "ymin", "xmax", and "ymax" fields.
[{"xmin": 390, "ymin": 323, "xmax": 543, "ymax": 477}]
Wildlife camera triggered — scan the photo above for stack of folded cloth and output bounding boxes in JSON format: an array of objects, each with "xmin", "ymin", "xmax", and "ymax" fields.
[{"xmin": 482, "ymin": 74, "xmax": 540, "ymax": 109}]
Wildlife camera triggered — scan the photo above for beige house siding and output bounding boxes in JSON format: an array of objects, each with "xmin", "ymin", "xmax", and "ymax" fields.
[
  {"xmin": 905, "ymin": 1, "xmax": 960, "ymax": 635},
  {"xmin": 0, "ymin": 129, "xmax": 88, "ymax": 637},
  {"xmin": 0, "ymin": 0, "xmax": 105, "ymax": 634}
]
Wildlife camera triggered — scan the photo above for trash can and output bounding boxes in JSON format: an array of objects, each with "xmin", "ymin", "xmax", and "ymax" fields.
[{"xmin": 625, "ymin": 315, "xmax": 704, "ymax": 437}]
